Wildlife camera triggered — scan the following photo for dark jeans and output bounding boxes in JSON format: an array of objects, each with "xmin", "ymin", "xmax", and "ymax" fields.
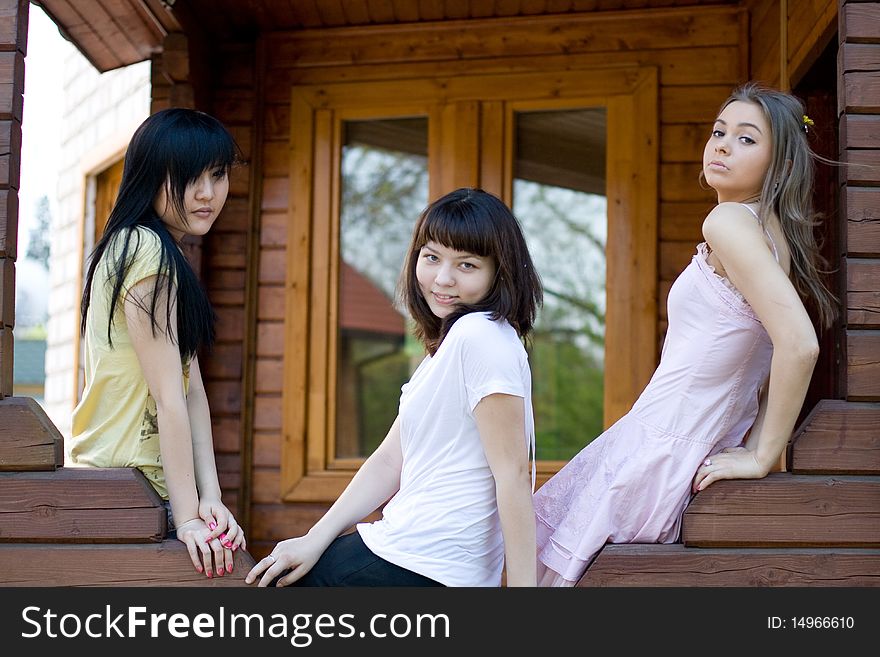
[
  {"xmin": 162, "ymin": 501, "xmax": 177, "ymax": 539},
  {"xmin": 274, "ymin": 531, "xmax": 445, "ymax": 587}
]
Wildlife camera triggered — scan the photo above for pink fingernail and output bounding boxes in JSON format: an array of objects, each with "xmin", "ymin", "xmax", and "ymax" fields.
[
  {"xmin": 209, "ymin": 522, "xmax": 217, "ymax": 530},
  {"xmin": 227, "ymin": 564, "xmax": 234, "ymax": 573},
  {"xmin": 196, "ymin": 565, "xmax": 203, "ymax": 573},
  {"xmin": 206, "ymin": 570, "xmax": 213, "ymax": 578}
]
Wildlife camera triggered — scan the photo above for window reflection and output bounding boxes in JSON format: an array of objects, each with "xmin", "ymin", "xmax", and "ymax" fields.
[
  {"xmin": 513, "ymin": 108, "xmax": 607, "ymax": 460},
  {"xmin": 337, "ymin": 118, "xmax": 429, "ymax": 458}
]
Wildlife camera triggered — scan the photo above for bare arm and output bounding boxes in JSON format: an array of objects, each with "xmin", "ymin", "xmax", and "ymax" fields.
[
  {"xmin": 474, "ymin": 393, "xmax": 536, "ymax": 587},
  {"xmin": 693, "ymin": 205, "xmax": 819, "ymax": 491},
  {"xmin": 186, "ymin": 356, "xmax": 221, "ymax": 501},
  {"xmin": 125, "ymin": 276, "xmax": 223, "ymax": 575},
  {"xmin": 246, "ymin": 417, "xmax": 404, "ymax": 586},
  {"xmin": 187, "ymin": 356, "xmax": 245, "ymax": 554}
]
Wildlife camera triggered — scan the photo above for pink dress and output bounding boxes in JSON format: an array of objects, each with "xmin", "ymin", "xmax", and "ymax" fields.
[{"xmin": 534, "ymin": 225, "xmax": 776, "ymax": 586}]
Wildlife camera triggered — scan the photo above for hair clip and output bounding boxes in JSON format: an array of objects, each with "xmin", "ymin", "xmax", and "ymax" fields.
[{"xmin": 802, "ymin": 114, "xmax": 815, "ymax": 133}]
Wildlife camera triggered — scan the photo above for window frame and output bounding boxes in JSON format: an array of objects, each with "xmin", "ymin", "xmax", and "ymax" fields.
[{"xmin": 282, "ymin": 66, "xmax": 658, "ymax": 501}]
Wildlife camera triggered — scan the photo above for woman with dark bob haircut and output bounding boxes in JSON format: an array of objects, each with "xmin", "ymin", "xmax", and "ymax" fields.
[
  {"xmin": 248, "ymin": 187, "xmax": 543, "ymax": 587},
  {"xmin": 71, "ymin": 108, "xmax": 246, "ymax": 578}
]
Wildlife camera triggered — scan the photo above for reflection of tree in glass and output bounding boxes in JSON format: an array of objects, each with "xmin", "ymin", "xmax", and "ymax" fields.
[
  {"xmin": 340, "ymin": 145, "xmax": 429, "ymax": 299},
  {"xmin": 338, "ymin": 143, "xmax": 429, "ymax": 457},
  {"xmin": 514, "ymin": 180, "xmax": 607, "ymax": 460},
  {"xmin": 516, "ymin": 181, "xmax": 606, "ymax": 351}
]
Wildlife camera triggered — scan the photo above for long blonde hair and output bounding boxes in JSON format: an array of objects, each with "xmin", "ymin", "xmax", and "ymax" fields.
[{"xmin": 719, "ymin": 82, "xmax": 837, "ymax": 329}]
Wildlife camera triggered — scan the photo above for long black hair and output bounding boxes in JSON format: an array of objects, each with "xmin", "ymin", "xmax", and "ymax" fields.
[
  {"xmin": 81, "ymin": 108, "xmax": 240, "ymax": 360},
  {"xmin": 398, "ymin": 188, "xmax": 543, "ymax": 355}
]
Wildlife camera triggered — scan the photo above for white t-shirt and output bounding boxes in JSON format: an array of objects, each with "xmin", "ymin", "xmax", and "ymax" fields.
[{"xmin": 357, "ymin": 312, "xmax": 535, "ymax": 587}]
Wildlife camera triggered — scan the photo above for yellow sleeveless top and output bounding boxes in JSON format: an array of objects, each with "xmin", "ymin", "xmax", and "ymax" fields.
[{"xmin": 70, "ymin": 226, "xmax": 189, "ymax": 499}]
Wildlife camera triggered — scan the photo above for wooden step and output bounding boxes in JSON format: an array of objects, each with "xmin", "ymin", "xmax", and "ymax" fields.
[
  {"xmin": 790, "ymin": 400, "xmax": 880, "ymax": 474},
  {"xmin": 0, "ymin": 467, "xmax": 165, "ymax": 542},
  {"xmin": 0, "ymin": 541, "xmax": 257, "ymax": 586},
  {"xmin": 580, "ymin": 544, "xmax": 880, "ymax": 586},
  {"xmin": 682, "ymin": 473, "xmax": 880, "ymax": 547},
  {"xmin": 0, "ymin": 396, "xmax": 63, "ymax": 471}
]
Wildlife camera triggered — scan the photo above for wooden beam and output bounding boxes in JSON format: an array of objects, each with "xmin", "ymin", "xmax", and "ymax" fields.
[
  {"xmin": 848, "ymin": 259, "xmax": 880, "ymax": 327},
  {"xmin": 842, "ymin": 72, "xmax": 880, "ymax": 114},
  {"xmin": 0, "ymin": 1, "xmax": 25, "ymax": 402},
  {"xmin": 0, "ymin": 0, "xmax": 27, "ymax": 54},
  {"xmin": 847, "ymin": 329, "xmax": 880, "ymax": 399},
  {"xmin": 683, "ymin": 473, "xmax": 880, "ymax": 547},
  {"xmin": 0, "ymin": 467, "xmax": 165, "ymax": 541},
  {"xmin": 0, "ymin": 188, "xmax": 16, "ymax": 259},
  {"xmin": 843, "ymin": 149, "xmax": 880, "ymax": 184},
  {"xmin": 0, "ymin": 327, "xmax": 10, "ymax": 397},
  {"xmin": 0, "ymin": 541, "xmax": 256, "ymax": 586},
  {"xmin": 268, "ymin": 6, "xmax": 741, "ymax": 69},
  {"xmin": 581, "ymin": 544, "xmax": 880, "ymax": 587},
  {"xmin": 0, "ymin": 396, "xmax": 63, "ymax": 470},
  {"xmin": 791, "ymin": 400, "xmax": 880, "ymax": 474},
  {"xmin": 0, "ymin": 254, "xmax": 11, "ymax": 328},
  {"xmin": 840, "ymin": 2, "xmax": 880, "ymax": 44},
  {"xmin": 844, "ymin": 187, "xmax": 880, "ymax": 256}
]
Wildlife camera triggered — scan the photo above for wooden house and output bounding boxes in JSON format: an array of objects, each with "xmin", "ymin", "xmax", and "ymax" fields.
[{"xmin": 0, "ymin": 0, "xmax": 877, "ymax": 586}]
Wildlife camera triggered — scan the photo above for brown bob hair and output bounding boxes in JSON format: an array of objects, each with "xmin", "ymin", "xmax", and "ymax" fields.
[{"xmin": 397, "ymin": 188, "xmax": 543, "ymax": 354}]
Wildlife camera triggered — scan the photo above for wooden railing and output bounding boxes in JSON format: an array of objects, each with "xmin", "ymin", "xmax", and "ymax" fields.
[{"xmin": 0, "ymin": 396, "xmax": 255, "ymax": 586}]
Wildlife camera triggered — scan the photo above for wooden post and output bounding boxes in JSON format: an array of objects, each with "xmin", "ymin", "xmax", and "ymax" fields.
[
  {"xmin": 839, "ymin": 0, "xmax": 880, "ymax": 401},
  {"xmin": 0, "ymin": 0, "xmax": 62, "ymax": 470},
  {"xmin": 0, "ymin": 0, "xmax": 27, "ymax": 399}
]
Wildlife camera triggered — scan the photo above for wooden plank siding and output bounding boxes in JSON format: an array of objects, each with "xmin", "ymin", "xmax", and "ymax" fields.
[
  {"xmin": 238, "ymin": 5, "xmax": 749, "ymax": 554},
  {"xmin": 840, "ymin": 1, "xmax": 880, "ymax": 402},
  {"xmin": 787, "ymin": 0, "xmax": 837, "ymax": 85},
  {"xmin": 150, "ymin": 37, "xmax": 261, "ymax": 527},
  {"xmin": 744, "ymin": 0, "xmax": 781, "ymax": 87}
]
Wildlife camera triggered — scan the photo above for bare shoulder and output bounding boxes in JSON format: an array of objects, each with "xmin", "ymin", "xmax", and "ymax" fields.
[{"xmin": 701, "ymin": 202, "xmax": 765, "ymax": 252}]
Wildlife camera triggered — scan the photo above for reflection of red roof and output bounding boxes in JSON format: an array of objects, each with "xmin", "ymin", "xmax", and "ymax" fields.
[{"xmin": 340, "ymin": 262, "xmax": 406, "ymax": 336}]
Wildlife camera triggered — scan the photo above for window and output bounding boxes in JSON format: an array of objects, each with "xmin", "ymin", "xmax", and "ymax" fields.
[
  {"xmin": 336, "ymin": 118, "xmax": 429, "ymax": 459},
  {"xmin": 282, "ymin": 67, "xmax": 657, "ymax": 500},
  {"xmin": 512, "ymin": 108, "xmax": 607, "ymax": 461}
]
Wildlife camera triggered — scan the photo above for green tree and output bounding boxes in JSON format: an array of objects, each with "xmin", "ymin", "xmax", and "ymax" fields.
[{"xmin": 26, "ymin": 195, "xmax": 52, "ymax": 269}]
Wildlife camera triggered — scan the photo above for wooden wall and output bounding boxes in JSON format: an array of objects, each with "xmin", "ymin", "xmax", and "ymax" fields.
[
  {"xmin": 745, "ymin": 0, "xmax": 782, "ymax": 85},
  {"xmin": 238, "ymin": 5, "xmax": 748, "ymax": 558},
  {"xmin": 745, "ymin": 0, "xmax": 837, "ymax": 88},
  {"xmin": 200, "ymin": 41, "xmax": 261, "ymax": 533},
  {"xmin": 839, "ymin": 0, "xmax": 880, "ymax": 399},
  {"xmin": 148, "ymin": 33, "xmax": 257, "ymax": 529}
]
